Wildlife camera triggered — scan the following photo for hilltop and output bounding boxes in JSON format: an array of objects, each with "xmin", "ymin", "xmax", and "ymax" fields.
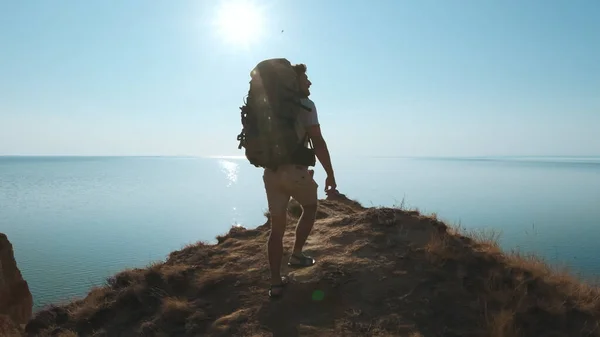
[{"xmin": 23, "ymin": 197, "xmax": 600, "ymax": 337}]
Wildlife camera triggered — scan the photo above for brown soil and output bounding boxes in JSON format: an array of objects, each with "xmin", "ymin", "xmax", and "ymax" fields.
[{"xmin": 23, "ymin": 197, "xmax": 600, "ymax": 337}]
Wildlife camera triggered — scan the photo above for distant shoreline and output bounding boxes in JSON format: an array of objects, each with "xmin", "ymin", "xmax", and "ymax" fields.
[{"xmin": 1, "ymin": 155, "xmax": 599, "ymax": 159}]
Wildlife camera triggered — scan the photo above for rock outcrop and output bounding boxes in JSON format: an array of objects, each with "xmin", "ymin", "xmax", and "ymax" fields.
[
  {"xmin": 22, "ymin": 199, "xmax": 600, "ymax": 337},
  {"xmin": 0, "ymin": 233, "xmax": 33, "ymax": 327}
]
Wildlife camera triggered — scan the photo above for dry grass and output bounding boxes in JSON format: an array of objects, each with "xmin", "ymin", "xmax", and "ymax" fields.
[
  {"xmin": 24, "ymin": 197, "xmax": 600, "ymax": 337},
  {"xmin": 426, "ymin": 219, "xmax": 600, "ymax": 337}
]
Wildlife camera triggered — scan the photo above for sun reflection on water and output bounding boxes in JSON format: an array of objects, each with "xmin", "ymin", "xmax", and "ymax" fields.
[{"xmin": 218, "ymin": 160, "xmax": 239, "ymax": 187}]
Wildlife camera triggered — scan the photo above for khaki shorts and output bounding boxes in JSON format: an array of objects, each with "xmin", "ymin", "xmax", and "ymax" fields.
[{"xmin": 263, "ymin": 164, "xmax": 318, "ymax": 215}]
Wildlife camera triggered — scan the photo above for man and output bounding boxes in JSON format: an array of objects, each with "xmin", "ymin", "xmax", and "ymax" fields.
[{"xmin": 262, "ymin": 63, "xmax": 337, "ymax": 298}]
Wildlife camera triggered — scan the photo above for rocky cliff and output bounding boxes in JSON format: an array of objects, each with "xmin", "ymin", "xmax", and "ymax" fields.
[
  {"xmin": 0, "ymin": 233, "xmax": 33, "ymax": 335},
  {"xmin": 23, "ymin": 198, "xmax": 600, "ymax": 337}
]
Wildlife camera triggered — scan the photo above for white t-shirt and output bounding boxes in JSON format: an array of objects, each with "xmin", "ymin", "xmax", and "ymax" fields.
[{"xmin": 295, "ymin": 98, "xmax": 319, "ymax": 146}]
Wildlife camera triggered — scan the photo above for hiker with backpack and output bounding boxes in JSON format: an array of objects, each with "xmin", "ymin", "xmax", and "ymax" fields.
[{"xmin": 236, "ymin": 59, "xmax": 338, "ymax": 298}]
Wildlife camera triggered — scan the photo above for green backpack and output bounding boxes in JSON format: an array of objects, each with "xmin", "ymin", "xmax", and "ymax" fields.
[{"xmin": 236, "ymin": 58, "xmax": 316, "ymax": 170}]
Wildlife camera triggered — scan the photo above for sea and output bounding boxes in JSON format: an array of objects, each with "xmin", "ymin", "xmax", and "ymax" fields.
[{"xmin": 1, "ymin": 155, "xmax": 599, "ymax": 310}]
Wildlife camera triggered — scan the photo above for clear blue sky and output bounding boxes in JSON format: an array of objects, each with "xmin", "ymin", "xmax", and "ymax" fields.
[{"xmin": 1, "ymin": 0, "xmax": 599, "ymax": 157}]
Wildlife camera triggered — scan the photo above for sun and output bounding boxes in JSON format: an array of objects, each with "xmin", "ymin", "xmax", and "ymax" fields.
[{"xmin": 212, "ymin": 0, "xmax": 265, "ymax": 49}]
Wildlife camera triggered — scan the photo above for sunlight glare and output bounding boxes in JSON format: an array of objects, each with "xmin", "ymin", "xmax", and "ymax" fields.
[
  {"xmin": 213, "ymin": 0, "xmax": 265, "ymax": 49},
  {"xmin": 218, "ymin": 159, "xmax": 239, "ymax": 187}
]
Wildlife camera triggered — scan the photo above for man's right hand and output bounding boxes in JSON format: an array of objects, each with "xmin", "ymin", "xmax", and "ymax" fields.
[{"xmin": 325, "ymin": 175, "xmax": 337, "ymax": 193}]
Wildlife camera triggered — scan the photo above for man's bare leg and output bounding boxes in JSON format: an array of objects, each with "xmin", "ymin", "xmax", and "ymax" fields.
[
  {"xmin": 292, "ymin": 204, "xmax": 317, "ymax": 255},
  {"xmin": 268, "ymin": 212, "xmax": 287, "ymax": 294}
]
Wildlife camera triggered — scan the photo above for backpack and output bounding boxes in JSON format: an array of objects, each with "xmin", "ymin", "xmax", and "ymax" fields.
[{"xmin": 236, "ymin": 58, "xmax": 315, "ymax": 170}]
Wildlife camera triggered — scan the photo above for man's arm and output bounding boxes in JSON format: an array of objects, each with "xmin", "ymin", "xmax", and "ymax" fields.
[{"xmin": 307, "ymin": 125, "xmax": 335, "ymax": 179}]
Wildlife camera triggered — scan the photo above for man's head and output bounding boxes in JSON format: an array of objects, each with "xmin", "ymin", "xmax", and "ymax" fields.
[{"xmin": 292, "ymin": 63, "xmax": 311, "ymax": 97}]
